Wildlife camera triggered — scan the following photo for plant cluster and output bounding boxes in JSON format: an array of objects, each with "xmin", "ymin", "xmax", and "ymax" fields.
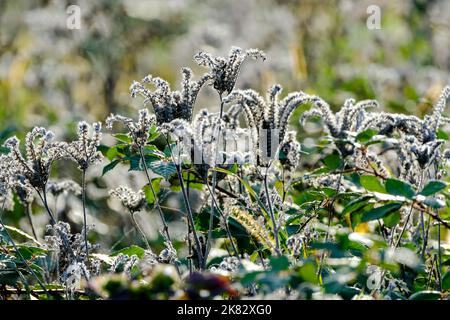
[{"xmin": 1, "ymin": 47, "xmax": 450, "ymax": 300}]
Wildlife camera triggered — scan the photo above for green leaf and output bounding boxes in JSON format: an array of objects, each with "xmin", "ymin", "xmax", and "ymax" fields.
[
  {"xmin": 0, "ymin": 268, "xmax": 20, "ymax": 286},
  {"xmin": 442, "ymin": 270, "xmax": 450, "ymax": 290},
  {"xmin": 105, "ymin": 146, "xmax": 119, "ymax": 161},
  {"xmin": 142, "ymin": 155, "xmax": 161, "ymax": 168},
  {"xmin": 385, "ymin": 178, "xmax": 415, "ymax": 199},
  {"xmin": 4, "ymin": 226, "xmax": 41, "ymax": 246},
  {"xmin": 15, "ymin": 245, "xmax": 47, "ymax": 260},
  {"xmin": 419, "ymin": 180, "xmax": 447, "ymax": 197},
  {"xmin": 356, "ymin": 128, "xmax": 377, "ymax": 143},
  {"xmin": 147, "ymin": 125, "xmax": 160, "ymax": 142},
  {"xmin": 0, "ymin": 146, "xmax": 9, "ymax": 154},
  {"xmin": 361, "ymin": 202, "xmax": 402, "ymax": 222},
  {"xmin": 383, "ymin": 211, "xmax": 401, "ymax": 228},
  {"xmin": 409, "ymin": 290, "xmax": 441, "ymax": 300},
  {"xmin": 111, "ymin": 245, "xmax": 146, "ymax": 259},
  {"xmin": 298, "ymin": 262, "xmax": 318, "ymax": 284},
  {"xmin": 437, "ymin": 128, "xmax": 449, "ymax": 141},
  {"xmin": 342, "ymin": 196, "xmax": 372, "ymax": 216},
  {"xmin": 323, "ymin": 153, "xmax": 342, "ymax": 171},
  {"xmin": 286, "ymin": 224, "xmax": 301, "ymax": 236},
  {"xmin": 311, "ymin": 242, "xmax": 346, "ymax": 258},
  {"xmin": 143, "ymin": 145, "xmax": 165, "ymax": 158},
  {"xmin": 112, "ymin": 133, "xmax": 132, "ymax": 144},
  {"xmin": 423, "ymin": 198, "xmax": 445, "ymax": 209},
  {"xmin": 295, "ymin": 190, "xmax": 325, "ymax": 205},
  {"xmin": 360, "ymin": 175, "xmax": 386, "ymax": 193},
  {"xmin": 129, "ymin": 155, "xmax": 142, "ymax": 171},
  {"xmin": 97, "ymin": 144, "xmax": 110, "ymax": 156},
  {"xmin": 143, "ymin": 178, "xmax": 162, "ymax": 205},
  {"xmin": 0, "ymin": 127, "xmax": 15, "ymax": 141},
  {"xmin": 102, "ymin": 159, "xmax": 120, "ymax": 176},
  {"xmin": 148, "ymin": 160, "xmax": 177, "ymax": 180},
  {"xmin": 269, "ymin": 255, "xmax": 289, "ymax": 271}
]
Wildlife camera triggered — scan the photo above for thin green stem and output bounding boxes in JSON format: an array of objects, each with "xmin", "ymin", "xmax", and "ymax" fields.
[
  {"xmin": 205, "ymin": 93, "xmax": 225, "ymax": 265},
  {"xmin": 263, "ymin": 167, "xmax": 280, "ymax": 255},
  {"xmin": 393, "ymin": 202, "xmax": 414, "ymax": 248},
  {"xmin": 317, "ymin": 161, "xmax": 346, "ymax": 280},
  {"xmin": 138, "ymin": 147, "xmax": 172, "ymax": 242},
  {"xmin": 164, "ymin": 136, "xmax": 204, "ymax": 270},
  {"xmin": 186, "ymin": 172, "xmax": 193, "ymax": 274},
  {"xmin": 422, "ymin": 214, "xmax": 431, "ymax": 259},
  {"xmin": 130, "ymin": 210, "xmax": 151, "ymax": 250},
  {"xmin": 25, "ymin": 203, "xmax": 38, "ymax": 241},
  {"xmin": 109, "ymin": 227, "xmax": 135, "ymax": 253},
  {"xmin": 205, "ymin": 182, "xmax": 240, "ymax": 259},
  {"xmin": 438, "ymin": 220, "xmax": 442, "ymax": 291},
  {"xmin": 138, "ymin": 146, "xmax": 180, "ymax": 275},
  {"xmin": 81, "ymin": 169, "xmax": 89, "ymax": 263},
  {"xmin": 37, "ymin": 188, "xmax": 56, "ymax": 225},
  {"xmin": 175, "ymin": 162, "xmax": 204, "ymax": 269}
]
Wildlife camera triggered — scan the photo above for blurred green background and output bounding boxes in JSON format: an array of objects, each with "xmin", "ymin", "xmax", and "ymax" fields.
[{"xmin": 0, "ymin": 0, "xmax": 449, "ymax": 250}]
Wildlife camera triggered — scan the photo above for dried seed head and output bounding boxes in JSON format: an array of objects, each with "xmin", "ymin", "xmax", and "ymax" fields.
[
  {"xmin": 130, "ymin": 69, "xmax": 209, "ymax": 124},
  {"xmin": 3, "ymin": 128, "xmax": 65, "ymax": 190},
  {"xmin": 106, "ymin": 109, "xmax": 156, "ymax": 148},
  {"xmin": 194, "ymin": 46, "xmax": 265, "ymax": 94},
  {"xmin": 109, "ymin": 186, "xmax": 146, "ymax": 212},
  {"xmin": 66, "ymin": 121, "xmax": 103, "ymax": 170},
  {"xmin": 47, "ymin": 179, "xmax": 82, "ymax": 197}
]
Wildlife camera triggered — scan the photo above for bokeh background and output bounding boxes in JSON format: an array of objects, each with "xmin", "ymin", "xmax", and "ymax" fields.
[{"xmin": 1, "ymin": 0, "xmax": 449, "ymax": 252}]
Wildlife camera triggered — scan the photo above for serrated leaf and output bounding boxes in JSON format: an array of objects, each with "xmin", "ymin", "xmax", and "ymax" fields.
[
  {"xmin": 385, "ymin": 178, "xmax": 415, "ymax": 199},
  {"xmin": 143, "ymin": 145, "xmax": 165, "ymax": 158},
  {"xmin": 148, "ymin": 160, "xmax": 177, "ymax": 180},
  {"xmin": 419, "ymin": 180, "xmax": 447, "ymax": 197},
  {"xmin": 361, "ymin": 202, "xmax": 402, "ymax": 222}
]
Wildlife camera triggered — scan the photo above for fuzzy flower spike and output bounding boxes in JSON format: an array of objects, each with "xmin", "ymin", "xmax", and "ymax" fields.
[
  {"xmin": 301, "ymin": 96, "xmax": 379, "ymax": 156},
  {"xmin": 130, "ymin": 68, "xmax": 210, "ymax": 124},
  {"xmin": 4, "ymin": 127, "xmax": 66, "ymax": 190},
  {"xmin": 225, "ymin": 84, "xmax": 314, "ymax": 166},
  {"xmin": 194, "ymin": 46, "xmax": 266, "ymax": 95},
  {"xmin": 66, "ymin": 121, "xmax": 103, "ymax": 170},
  {"xmin": 106, "ymin": 108, "xmax": 156, "ymax": 148}
]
